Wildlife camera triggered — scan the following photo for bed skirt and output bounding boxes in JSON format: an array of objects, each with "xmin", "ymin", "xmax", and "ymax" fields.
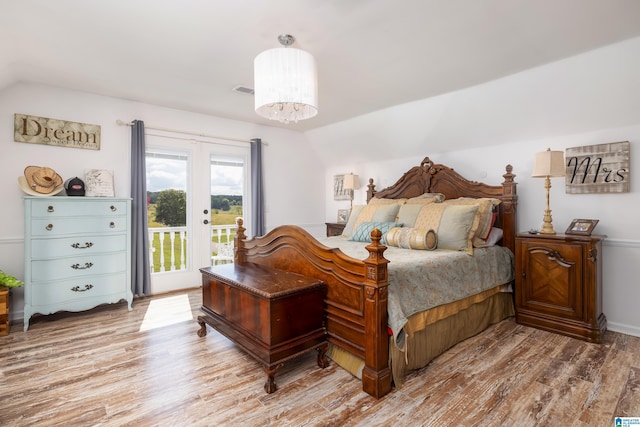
[{"xmin": 326, "ymin": 290, "xmax": 515, "ymax": 389}]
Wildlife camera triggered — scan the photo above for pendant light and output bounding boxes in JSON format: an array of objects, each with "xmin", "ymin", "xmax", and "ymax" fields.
[{"xmin": 254, "ymin": 34, "xmax": 318, "ymax": 124}]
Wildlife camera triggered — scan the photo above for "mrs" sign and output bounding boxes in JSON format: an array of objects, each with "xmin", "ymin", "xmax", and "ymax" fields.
[{"xmin": 565, "ymin": 141, "xmax": 629, "ymax": 194}]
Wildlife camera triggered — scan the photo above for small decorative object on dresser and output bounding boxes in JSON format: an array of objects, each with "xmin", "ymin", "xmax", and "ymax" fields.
[
  {"xmin": 325, "ymin": 222, "xmax": 346, "ymax": 237},
  {"xmin": 565, "ymin": 218, "xmax": 599, "ymax": 236},
  {"xmin": 515, "ymin": 232, "xmax": 607, "ymax": 343},
  {"xmin": 23, "ymin": 196, "xmax": 133, "ymax": 331}
]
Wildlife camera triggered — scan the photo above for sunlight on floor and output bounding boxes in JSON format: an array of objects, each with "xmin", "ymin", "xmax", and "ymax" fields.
[{"xmin": 139, "ymin": 294, "xmax": 194, "ymax": 332}]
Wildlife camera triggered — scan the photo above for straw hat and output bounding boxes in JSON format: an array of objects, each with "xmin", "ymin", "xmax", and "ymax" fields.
[{"xmin": 18, "ymin": 166, "xmax": 64, "ymax": 196}]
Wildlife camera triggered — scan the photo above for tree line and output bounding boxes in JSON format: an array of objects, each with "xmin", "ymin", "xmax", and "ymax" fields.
[{"xmin": 148, "ymin": 190, "xmax": 242, "ymax": 227}]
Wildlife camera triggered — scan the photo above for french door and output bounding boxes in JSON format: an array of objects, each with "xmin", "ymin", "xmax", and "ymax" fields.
[{"xmin": 145, "ymin": 132, "xmax": 251, "ymax": 294}]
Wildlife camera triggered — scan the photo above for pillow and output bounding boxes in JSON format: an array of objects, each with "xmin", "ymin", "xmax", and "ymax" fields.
[
  {"xmin": 484, "ymin": 212, "xmax": 498, "ymax": 240},
  {"xmin": 442, "ymin": 198, "xmax": 501, "ymax": 248},
  {"xmin": 341, "ymin": 204, "xmax": 365, "ymax": 237},
  {"xmin": 405, "ymin": 193, "xmax": 445, "ymax": 203},
  {"xmin": 349, "ymin": 221, "xmax": 401, "ymax": 243},
  {"xmin": 350, "ymin": 198, "xmax": 406, "ymax": 233},
  {"xmin": 371, "ymin": 203, "xmax": 402, "ymax": 222},
  {"xmin": 412, "ymin": 203, "xmax": 479, "ymax": 254},
  {"xmin": 485, "ymin": 227, "xmax": 503, "ymax": 246},
  {"xmin": 386, "ymin": 227, "xmax": 437, "ymax": 250},
  {"xmin": 396, "ymin": 203, "xmax": 425, "ymax": 228},
  {"xmin": 437, "ymin": 204, "xmax": 479, "ymax": 254}
]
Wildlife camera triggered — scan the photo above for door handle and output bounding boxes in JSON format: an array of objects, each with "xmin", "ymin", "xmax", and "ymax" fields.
[
  {"xmin": 204, "ymin": 219, "xmax": 209, "ymax": 224},
  {"xmin": 203, "ymin": 209, "xmax": 209, "ymax": 214}
]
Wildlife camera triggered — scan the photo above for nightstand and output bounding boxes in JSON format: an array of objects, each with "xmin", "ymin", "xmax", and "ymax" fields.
[
  {"xmin": 515, "ymin": 232, "xmax": 607, "ymax": 343},
  {"xmin": 325, "ymin": 222, "xmax": 346, "ymax": 237}
]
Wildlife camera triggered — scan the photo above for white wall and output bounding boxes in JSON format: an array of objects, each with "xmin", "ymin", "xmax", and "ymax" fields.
[
  {"xmin": 0, "ymin": 83, "xmax": 324, "ymax": 320},
  {"xmin": 317, "ymin": 37, "xmax": 640, "ymax": 337}
]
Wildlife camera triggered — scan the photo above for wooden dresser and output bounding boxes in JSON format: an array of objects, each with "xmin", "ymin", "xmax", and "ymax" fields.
[
  {"xmin": 515, "ymin": 232, "xmax": 606, "ymax": 343},
  {"xmin": 23, "ymin": 197, "xmax": 133, "ymax": 331},
  {"xmin": 198, "ymin": 262, "xmax": 328, "ymax": 393}
]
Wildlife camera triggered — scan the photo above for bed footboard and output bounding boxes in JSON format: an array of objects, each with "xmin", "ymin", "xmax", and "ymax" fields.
[{"xmin": 234, "ymin": 219, "xmax": 392, "ymax": 398}]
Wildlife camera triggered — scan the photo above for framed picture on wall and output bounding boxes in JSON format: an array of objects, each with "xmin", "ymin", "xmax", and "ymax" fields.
[
  {"xmin": 565, "ymin": 219, "xmax": 599, "ymax": 236},
  {"xmin": 333, "ymin": 174, "xmax": 350, "ymax": 201}
]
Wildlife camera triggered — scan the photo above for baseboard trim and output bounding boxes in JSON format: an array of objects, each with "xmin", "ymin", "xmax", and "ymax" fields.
[{"xmin": 607, "ymin": 321, "xmax": 640, "ymax": 338}]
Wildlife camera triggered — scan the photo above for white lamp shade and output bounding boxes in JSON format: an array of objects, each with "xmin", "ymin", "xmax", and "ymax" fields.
[
  {"xmin": 254, "ymin": 47, "xmax": 318, "ymax": 123},
  {"xmin": 532, "ymin": 149, "xmax": 565, "ymax": 177},
  {"xmin": 343, "ymin": 174, "xmax": 360, "ymax": 190}
]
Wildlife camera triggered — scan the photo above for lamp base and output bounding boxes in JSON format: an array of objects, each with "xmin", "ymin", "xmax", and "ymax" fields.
[{"xmin": 539, "ymin": 208, "xmax": 556, "ymax": 235}]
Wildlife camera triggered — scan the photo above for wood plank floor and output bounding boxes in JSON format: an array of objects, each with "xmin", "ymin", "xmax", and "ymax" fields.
[{"xmin": 1, "ymin": 289, "xmax": 639, "ymax": 426}]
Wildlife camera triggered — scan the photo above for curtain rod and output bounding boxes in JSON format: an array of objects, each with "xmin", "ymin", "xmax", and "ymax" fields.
[{"xmin": 116, "ymin": 120, "xmax": 265, "ymax": 145}]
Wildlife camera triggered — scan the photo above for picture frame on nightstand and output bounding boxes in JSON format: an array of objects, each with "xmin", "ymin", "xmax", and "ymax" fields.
[
  {"xmin": 565, "ymin": 218, "xmax": 599, "ymax": 236},
  {"xmin": 337, "ymin": 209, "xmax": 349, "ymax": 223}
]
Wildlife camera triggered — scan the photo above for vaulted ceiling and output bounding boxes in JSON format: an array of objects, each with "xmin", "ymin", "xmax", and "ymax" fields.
[{"xmin": 2, "ymin": 0, "xmax": 640, "ymax": 132}]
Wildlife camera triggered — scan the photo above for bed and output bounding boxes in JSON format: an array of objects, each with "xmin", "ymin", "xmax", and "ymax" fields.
[{"xmin": 230, "ymin": 157, "xmax": 517, "ymax": 398}]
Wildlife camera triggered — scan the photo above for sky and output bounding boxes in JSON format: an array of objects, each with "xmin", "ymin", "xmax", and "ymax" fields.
[{"xmin": 145, "ymin": 154, "xmax": 243, "ymax": 195}]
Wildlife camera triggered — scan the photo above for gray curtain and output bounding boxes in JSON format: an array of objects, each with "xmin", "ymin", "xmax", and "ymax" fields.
[
  {"xmin": 131, "ymin": 120, "xmax": 151, "ymax": 296},
  {"xmin": 251, "ymin": 138, "xmax": 265, "ymax": 237}
]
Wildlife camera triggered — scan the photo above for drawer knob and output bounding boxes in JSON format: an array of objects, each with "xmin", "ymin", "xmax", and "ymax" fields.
[
  {"xmin": 110, "ymin": 205, "xmax": 117, "ymax": 212},
  {"xmin": 71, "ymin": 262, "xmax": 94, "ymax": 270},
  {"xmin": 109, "ymin": 222, "xmax": 115, "ymax": 228},
  {"xmin": 71, "ymin": 242, "xmax": 94, "ymax": 249},
  {"xmin": 45, "ymin": 224, "xmax": 54, "ymax": 231},
  {"xmin": 47, "ymin": 205, "xmax": 54, "ymax": 213},
  {"xmin": 71, "ymin": 284, "xmax": 94, "ymax": 292}
]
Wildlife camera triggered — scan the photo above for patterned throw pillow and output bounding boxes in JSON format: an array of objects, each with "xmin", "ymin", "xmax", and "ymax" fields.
[
  {"xmin": 348, "ymin": 221, "xmax": 402, "ymax": 243},
  {"xmin": 386, "ymin": 227, "xmax": 438, "ymax": 250}
]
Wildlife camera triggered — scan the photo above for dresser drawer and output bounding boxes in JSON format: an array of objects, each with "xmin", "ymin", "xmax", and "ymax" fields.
[
  {"xmin": 31, "ymin": 217, "xmax": 128, "ymax": 236},
  {"xmin": 31, "ymin": 235, "xmax": 127, "ymax": 259},
  {"xmin": 29, "ymin": 199, "xmax": 128, "ymax": 218},
  {"xmin": 31, "ymin": 252, "xmax": 127, "ymax": 282},
  {"xmin": 30, "ymin": 273, "xmax": 127, "ymax": 306}
]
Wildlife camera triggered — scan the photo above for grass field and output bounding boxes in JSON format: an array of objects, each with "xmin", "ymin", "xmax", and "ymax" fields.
[{"xmin": 148, "ymin": 204, "xmax": 242, "ymax": 272}]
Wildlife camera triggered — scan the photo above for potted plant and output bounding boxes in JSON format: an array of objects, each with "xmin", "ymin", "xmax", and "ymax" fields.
[{"xmin": 0, "ymin": 270, "xmax": 24, "ymax": 289}]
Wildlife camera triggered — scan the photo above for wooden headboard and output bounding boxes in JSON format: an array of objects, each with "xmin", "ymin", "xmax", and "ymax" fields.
[{"xmin": 365, "ymin": 157, "xmax": 518, "ymax": 254}]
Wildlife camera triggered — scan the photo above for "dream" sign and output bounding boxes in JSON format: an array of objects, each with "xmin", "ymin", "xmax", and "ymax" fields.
[{"xmin": 14, "ymin": 113, "xmax": 101, "ymax": 150}]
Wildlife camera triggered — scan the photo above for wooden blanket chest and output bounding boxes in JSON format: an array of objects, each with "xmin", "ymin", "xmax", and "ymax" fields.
[{"xmin": 198, "ymin": 262, "xmax": 328, "ymax": 393}]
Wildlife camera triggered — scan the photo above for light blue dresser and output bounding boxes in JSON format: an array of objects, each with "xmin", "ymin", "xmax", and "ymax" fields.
[{"xmin": 23, "ymin": 197, "xmax": 133, "ymax": 331}]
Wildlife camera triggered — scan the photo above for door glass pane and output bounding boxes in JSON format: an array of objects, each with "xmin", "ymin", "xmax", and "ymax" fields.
[
  {"xmin": 146, "ymin": 150, "xmax": 188, "ymax": 273},
  {"xmin": 210, "ymin": 155, "xmax": 244, "ymax": 265}
]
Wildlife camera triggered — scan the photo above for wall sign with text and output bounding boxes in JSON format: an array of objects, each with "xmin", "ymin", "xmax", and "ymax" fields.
[
  {"xmin": 14, "ymin": 113, "xmax": 101, "ymax": 150},
  {"xmin": 565, "ymin": 141, "xmax": 629, "ymax": 194}
]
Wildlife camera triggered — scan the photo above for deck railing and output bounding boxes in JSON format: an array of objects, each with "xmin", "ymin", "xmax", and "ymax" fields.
[{"xmin": 148, "ymin": 224, "xmax": 237, "ymax": 273}]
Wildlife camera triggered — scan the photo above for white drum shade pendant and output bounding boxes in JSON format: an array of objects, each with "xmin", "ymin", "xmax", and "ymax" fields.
[{"xmin": 254, "ymin": 34, "xmax": 318, "ymax": 124}]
